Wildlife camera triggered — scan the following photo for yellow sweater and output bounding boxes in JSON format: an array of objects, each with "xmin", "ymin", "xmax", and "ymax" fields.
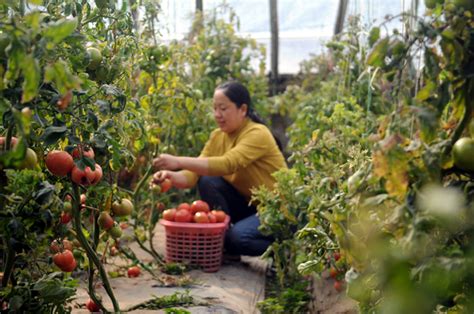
[{"xmin": 182, "ymin": 118, "xmax": 287, "ymax": 200}]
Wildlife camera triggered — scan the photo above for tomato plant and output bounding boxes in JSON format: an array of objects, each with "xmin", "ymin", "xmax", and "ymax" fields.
[{"xmin": 255, "ymin": 4, "xmax": 474, "ymax": 314}]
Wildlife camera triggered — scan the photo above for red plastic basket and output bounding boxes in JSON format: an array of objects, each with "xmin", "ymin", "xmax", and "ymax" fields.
[{"xmin": 159, "ymin": 216, "xmax": 230, "ymax": 272}]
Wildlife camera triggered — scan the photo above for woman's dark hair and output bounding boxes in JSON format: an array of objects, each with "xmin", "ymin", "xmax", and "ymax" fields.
[{"xmin": 216, "ymin": 80, "xmax": 283, "ymax": 151}]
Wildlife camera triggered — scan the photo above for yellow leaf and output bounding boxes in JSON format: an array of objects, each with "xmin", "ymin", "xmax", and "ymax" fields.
[
  {"xmin": 311, "ymin": 129, "xmax": 320, "ymax": 142},
  {"xmin": 373, "ymin": 150, "xmax": 388, "ymax": 177}
]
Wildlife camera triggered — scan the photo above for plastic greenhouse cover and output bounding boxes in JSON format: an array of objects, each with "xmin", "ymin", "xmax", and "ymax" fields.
[{"xmin": 158, "ymin": 0, "xmax": 425, "ymax": 74}]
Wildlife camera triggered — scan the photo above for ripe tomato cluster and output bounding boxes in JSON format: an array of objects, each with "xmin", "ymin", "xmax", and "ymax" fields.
[
  {"xmin": 326, "ymin": 251, "xmax": 345, "ymax": 293},
  {"xmin": 150, "ymin": 178, "xmax": 172, "ymax": 194},
  {"xmin": 162, "ymin": 200, "xmax": 228, "ymax": 224},
  {"xmin": 51, "ymin": 239, "xmax": 77, "ymax": 273},
  {"xmin": 59, "ymin": 194, "xmax": 87, "ymax": 225},
  {"xmin": 45, "ymin": 145, "xmax": 102, "ymax": 186}
]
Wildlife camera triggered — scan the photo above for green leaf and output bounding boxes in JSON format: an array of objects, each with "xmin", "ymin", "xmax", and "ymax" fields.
[
  {"xmin": 101, "ymin": 84, "xmax": 126, "ymax": 113},
  {"xmin": 43, "ymin": 18, "xmax": 78, "ymax": 44},
  {"xmin": 44, "ymin": 60, "xmax": 81, "ymax": 94},
  {"xmin": 441, "ymin": 28, "xmax": 456, "ymax": 40},
  {"xmin": 367, "ymin": 38, "xmax": 389, "ymax": 68},
  {"xmin": 0, "ymin": 139, "xmax": 27, "ymax": 167},
  {"xmin": 40, "ymin": 125, "xmax": 68, "ymax": 145},
  {"xmin": 368, "ymin": 27, "xmax": 380, "ymax": 47},
  {"xmin": 33, "ymin": 273, "xmax": 76, "ymax": 304},
  {"xmin": 416, "ymin": 80, "xmax": 437, "ymax": 101},
  {"xmin": 21, "ymin": 54, "xmax": 40, "ymax": 103}
]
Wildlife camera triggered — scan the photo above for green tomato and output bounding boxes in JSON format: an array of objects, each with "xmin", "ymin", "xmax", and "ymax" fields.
[
  {"xmin": 63, "ymin": 201, "xmax": 73, "ymax": 213},
  {"xmin": 452, "ymin": 137, "xmax": 474, "ymax": 171},
  {"xmin": 18, "ymin": 148, "xmax": 38, "ymax": 169},
  {"xmin": 151, "ymin": 184, "xmax": 161, "ymax": 194},
  {"xmin": 86, "ymin": 47, "xmax": 102, "ymax": 70},
  {"xmin": 108, "ymin": 226, "xmax": 122, "ymax": 239}
]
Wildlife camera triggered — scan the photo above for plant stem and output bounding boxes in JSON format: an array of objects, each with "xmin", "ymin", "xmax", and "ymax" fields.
[
  {"xmin": 132, "ymin": 165, "xmax": 153, "ymax": 200},
  {"xmin": 117, "ymin": 246, "xmax": 155, "ymax": 275},
  {"xmin": 72, "ymin": 184, "xmax": 120, "ymax": 313},
  {"xmin": 443, "ymin": 82, "xmax": 473, "ymax": 157},
  {"xmin": 1, "ymin": 240, "xmax": 16, "ymax": 288},
  {"xmin": 88, "ymin": 209, "xmax": 106, "ymax": 312},
  {"xmin": 148, "ymin": 229, "xmax": 164, "ymax": 264}
]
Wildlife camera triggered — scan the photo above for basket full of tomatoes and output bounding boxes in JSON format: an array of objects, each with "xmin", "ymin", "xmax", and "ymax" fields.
[{"xmin": 159, "ymin": 200, "xmax": 230, "ymax": 272}]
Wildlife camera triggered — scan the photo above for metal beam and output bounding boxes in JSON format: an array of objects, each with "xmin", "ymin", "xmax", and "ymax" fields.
[
  {"xmin": 269, "ymin": 0, "xmax": 279, "ymax": 96},
  {"xmin": 334, "ymin": 0, "xmax": 349, "ymax": 35}
]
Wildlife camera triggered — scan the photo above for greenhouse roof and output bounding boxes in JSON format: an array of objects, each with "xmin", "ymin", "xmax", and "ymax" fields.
[{"xmin": 158, "ymin": 0, "xmax": 426, "ymax": 74}]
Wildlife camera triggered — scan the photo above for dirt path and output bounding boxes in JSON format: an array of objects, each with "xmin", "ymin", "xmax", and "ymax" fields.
[{"xmin": 72, "ymin": 223, "xmax": 267, "ymax": 313}]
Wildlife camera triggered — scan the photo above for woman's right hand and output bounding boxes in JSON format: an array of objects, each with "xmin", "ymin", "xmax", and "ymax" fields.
[
  {"xmin": 150, "ymin": 170, "xmax": 191, "ymax": 189},
  {"xmin": 151, "ymin": 170, "xmax": 172, "ymax": 185}
]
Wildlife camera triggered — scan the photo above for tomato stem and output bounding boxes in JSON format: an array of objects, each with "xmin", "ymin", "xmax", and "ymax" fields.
[
  {"xmin": 72, "ymin": 184, "xmax": 120, "ymax": 313},
  {"xmin": 443, "ymin": 81, "xmax": 473, "ymax": 160},
  {"xmin": 1, "ymin": 240, "xmax": 16, "ymax": 288}
]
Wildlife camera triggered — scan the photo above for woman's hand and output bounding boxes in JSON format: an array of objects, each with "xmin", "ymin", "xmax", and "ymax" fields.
[
  {"xmin": 152, "ymin": 153, "xmax": 181, "ymax": 171},
  {"xmin": 150, "ymin": 170, "xmax": 192, "ymax": 189},
  {"xmin": 151, "ymin": 170, "xmax": 172, "ymax": 185}
]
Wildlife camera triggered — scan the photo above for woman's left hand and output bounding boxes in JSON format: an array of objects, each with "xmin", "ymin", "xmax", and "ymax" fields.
[{"xmin": 152, "ymin": 153, "xmax": 181, "ymax": 170}]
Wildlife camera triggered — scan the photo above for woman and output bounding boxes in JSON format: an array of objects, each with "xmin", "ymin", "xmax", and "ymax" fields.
[{"xmin": 152, "ymin": 81, "xmax": 287, "ymax": 257}]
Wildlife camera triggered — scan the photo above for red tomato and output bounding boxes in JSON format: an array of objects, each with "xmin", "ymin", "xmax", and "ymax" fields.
[
  {"xmin": 53, "ymin": 250, "xmax": 76, "ymax": 272},
  {"xmin": 190, "ymin": 200, "xmax": 210, "ymax": 214},
  {"xmin": 333, "ymin": 251, "xmax": 341, "ymax": 261},
  {"xmin": 0, "ymin": 136, "xmax": 18, "ymax": 149},
  {"xmin": 50, "ymin": 239, "xmax": 73, "ymax": 253},
  {"xmin": 160, "ymin": 179, "xmax": 172, "ymax": 193},
  {"xmin": 72, "ymin": 145, "xmax": 95, "ymax": 159},
  {"xmin": 85, "ymin": 298, "xmax": 100, "ymax": 312},
  {"xmin": 90, "ymin": 164, "xmax": 103, "ymax": 185},
  {"xmin": 45, "ymin": 150, "xmax": 74, "ymax": 177},
  {"xmin": 211, "ymin": 210, "xmax": 227, "ymax": 223},
  {"xmin": 162, "ymin": 208, "xmax": 177, "ymax": 221},
  {"xmin": 207, "ymin": 213, "xmax": 217, "ymax": 223},
  {"xmin": 127, "ymin": 266, "xmax": 141, "ymax": 278},
  {"xmin": 329, "ymin": 267, "xmax": 338, "ymax": 279},
  {"xmin": 98, "ymin": 212, "xmax": 114, "ymax": 230},
  {"xmin": 177, "ymin": 202, "xmax": 191, "ymax": 211},
  {"xmin": 71, "ymin": 166, "xmax": 96, "ymax": 186},
  {"xmin": 155, "ymin": 202, "xmax": 166, "ymax": 212},
  {"xmin": 334, "ymin": 280, "xmax": 344, "ymax": 292},
  {"xmin": 60, "ymin": 211, "xmax": 72, "ymax": 224},
  {"xmin": 194, "ymin": 211, "xmax": 209, "ymax": 223},
  {"xmin": 175, "ymin": 209, "xmax": 192, "ymax": 223}
]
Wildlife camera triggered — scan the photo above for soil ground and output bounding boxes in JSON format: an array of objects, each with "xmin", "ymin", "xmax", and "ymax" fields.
[
  {"xmin": 71, "ymin": 223, "xmax": 357, "ymax": 313},
  {"xmin": 71, "ymin": 223, "xmax": 267, "ymax": 313}
]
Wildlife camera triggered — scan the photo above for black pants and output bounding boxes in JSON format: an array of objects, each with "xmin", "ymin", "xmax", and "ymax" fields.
[{"xmin": 198, "ymin": 176, "xmax": 273, "ymax": 256}]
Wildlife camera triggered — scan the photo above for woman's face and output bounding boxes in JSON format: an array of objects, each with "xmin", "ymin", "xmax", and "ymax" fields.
[{"xmin": 213, "ymin": 89, "xmax": 247, "ymax": 133}]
